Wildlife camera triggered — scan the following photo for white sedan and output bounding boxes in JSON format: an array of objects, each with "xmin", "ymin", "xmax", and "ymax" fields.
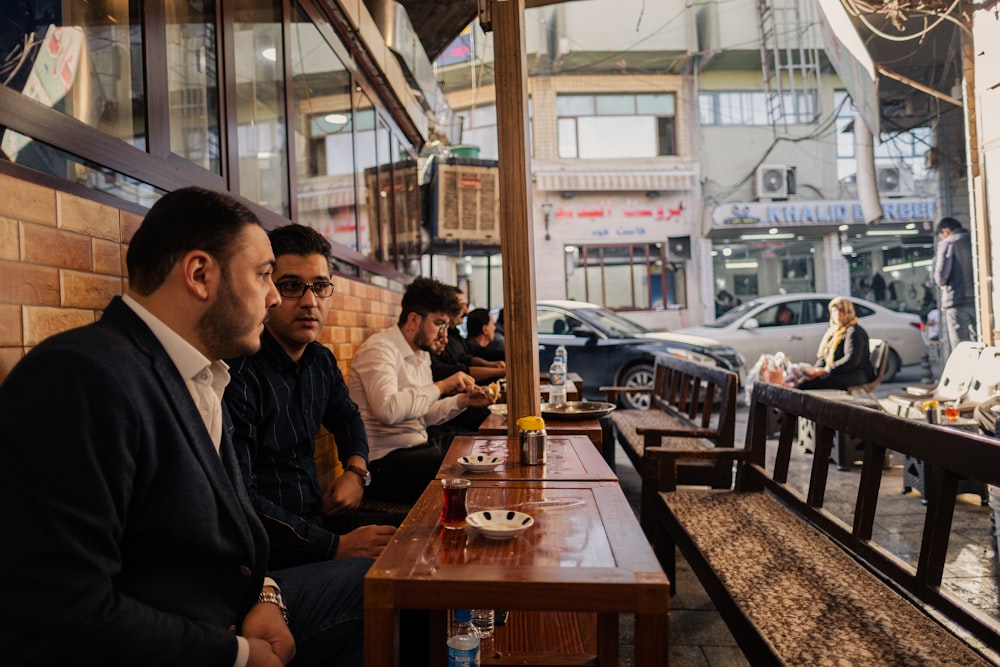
[{"xmin": 675, "ymin": 293, "xmax": 928, "ymax": 381}]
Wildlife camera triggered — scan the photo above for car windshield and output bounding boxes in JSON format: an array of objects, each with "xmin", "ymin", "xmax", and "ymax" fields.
[
  {"xmin": 575, "ymin": 306, "xmax": 651, "ymax": 337},
  {"xmin": 704, "ymin": 299, "xmax": 766, "ymax": 327}
]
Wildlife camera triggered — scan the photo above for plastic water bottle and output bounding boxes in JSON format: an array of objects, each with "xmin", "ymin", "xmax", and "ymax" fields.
[
  {"xmin": 549, "ymin": 359, "xmax": 567, "ymax": 407},
  {"xmin": 554, "ymin": 344, "xmax": 568, "ymax": 368},
  {"xmin": 471, "ymin": 608, "xmax": 495, "ymax": 656},
  {"xmin": 447, "ymin": 609, "xmax": 480, "ymax": 666}
]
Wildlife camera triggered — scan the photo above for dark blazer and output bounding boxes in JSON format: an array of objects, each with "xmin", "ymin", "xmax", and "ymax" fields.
[{"xmin": 0, "ymin": 297, "xmax": 270, "ymax": 665}]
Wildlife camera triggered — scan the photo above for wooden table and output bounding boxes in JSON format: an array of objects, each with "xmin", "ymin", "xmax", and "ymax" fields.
[
  {"xmin": 363, "ymin": 480, "xmax": 670, "ymax": 666},
  {"xmin": 437, "ymin": 434, "xmax": 616, "ymax": 482},
  {"xmin": 477, "ymin": 411, "xmax": 605, "ymax": 451}
]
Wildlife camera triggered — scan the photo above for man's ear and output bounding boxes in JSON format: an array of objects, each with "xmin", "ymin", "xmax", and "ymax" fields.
[{"xmin": 181, "ymin": 250, "xmax": 215, "ymax": 300}]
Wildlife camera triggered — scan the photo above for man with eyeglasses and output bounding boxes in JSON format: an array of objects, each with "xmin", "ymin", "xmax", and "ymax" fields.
[
  {"xmin": 348, "ymin": 277, "xmax": 494, "ymax": 506},
  {"xmin": 225, "ymin": 224, "xmax": 397, "ymax": 571}
]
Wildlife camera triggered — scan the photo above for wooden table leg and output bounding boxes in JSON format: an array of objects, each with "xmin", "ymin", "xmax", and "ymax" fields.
[
  {"xmin": 596, "ymin": 611, "xmax": 619, "ymax": 666},
  {"xmin": 635, "ymin": 612, "xmax": 669, "ymax": 666},
  {"xmin": 364, "ymin": 606, "xmax": 398, "ymax": 667}
]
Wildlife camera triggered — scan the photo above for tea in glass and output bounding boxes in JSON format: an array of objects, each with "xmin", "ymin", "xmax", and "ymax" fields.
[{"xmin": 441, "ymin": 478, "xmax": 471, "ymax": 529}]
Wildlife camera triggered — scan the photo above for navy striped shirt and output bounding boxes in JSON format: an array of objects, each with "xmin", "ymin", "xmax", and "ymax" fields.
[{"xmin": 225, "ymin": 329, "xmax": 369, "ymax": 567}]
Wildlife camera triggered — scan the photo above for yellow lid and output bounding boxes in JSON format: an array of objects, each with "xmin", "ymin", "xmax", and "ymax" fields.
[
  {"xmin": 922, "ymin": 400, "xmax": 939, "ymax": 409},
  {"xmin": 516, "ymin": 415, "xmax": 545, "ymax": 431}
]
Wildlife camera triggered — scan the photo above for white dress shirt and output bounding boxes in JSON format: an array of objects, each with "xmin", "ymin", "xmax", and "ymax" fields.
[{"xmin": 348, "ymin": 325, "xmax": 465, "ymax": 461}]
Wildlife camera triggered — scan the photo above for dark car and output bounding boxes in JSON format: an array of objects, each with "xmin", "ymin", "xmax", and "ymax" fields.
[{"xmin": 494, "ymin": 300, "xmax": 745, "ymax": 409}]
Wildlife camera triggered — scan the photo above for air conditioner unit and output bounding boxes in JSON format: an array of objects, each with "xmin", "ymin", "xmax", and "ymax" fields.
[
  {"xmin": 755, "ymin": 164, "xmax": 796, "ymax": 200},
  {"xmin": 876, "ymin": 166, "xmax": 915, "ymax": 197},
  {"xmin": 430, "ymin": 160, "xmax": 500, "ymax": 243}
]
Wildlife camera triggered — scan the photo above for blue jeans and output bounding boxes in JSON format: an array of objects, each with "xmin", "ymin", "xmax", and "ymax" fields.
[{"xmin": 272, "ymin": 557, "xmax": 372, "ymax": 667}]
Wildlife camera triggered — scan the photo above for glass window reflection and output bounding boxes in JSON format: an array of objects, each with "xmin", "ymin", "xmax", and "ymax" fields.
[
  {"xmin": 0, "ymin": 1, "xmax": 145, "ymax": 161},
  {"xmin": 290, "ymin": 4, "xmax": 358, "ymax": 252},
  {"xmin": 166, "ymin": 0, "xmax": 221, "ymax": 174},
  {"xmin": 234, "ymin": 0, "xmax": 288, "ymax": 215}
]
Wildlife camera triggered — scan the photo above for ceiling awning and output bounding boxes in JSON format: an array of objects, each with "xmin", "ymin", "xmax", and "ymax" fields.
[{"xmin": 534, "ymin": 168, "xmax": 699, "ymax": 193}]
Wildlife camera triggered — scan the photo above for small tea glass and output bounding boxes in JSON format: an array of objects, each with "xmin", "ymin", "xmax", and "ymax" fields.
[{"xmin": 440, "ymin": 478, "xmax": 471, "ymax": 529}]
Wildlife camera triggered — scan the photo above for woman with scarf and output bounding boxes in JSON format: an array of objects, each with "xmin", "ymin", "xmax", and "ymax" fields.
[{"xmin": 797, "ymin": 297, "xmax": 875, "ymax": 390}]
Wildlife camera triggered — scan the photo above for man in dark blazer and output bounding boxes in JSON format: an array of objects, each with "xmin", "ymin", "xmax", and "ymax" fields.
[{"xmin": 0, "ymin": 187, "xmax": 368, "ymax": 666}]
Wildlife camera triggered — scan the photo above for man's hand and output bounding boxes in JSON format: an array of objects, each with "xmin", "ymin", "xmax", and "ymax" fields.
[
  {"xmin": 246, "ymin": 638, "xmax": 289, "ymax": 667},
  {"xmin": 459, "ymin": 387, "xmax": 494, "ymax": 409},
  {"xmin": 243, "ymin": 592, "xmax": 295, "ymax": 666},
  {"xmin": 321, "ymin": 473, "xmax": 364, "ymax": 516},
  {"xmin": 436, "ymin": 371, "xmax": 476, "ymax": 396},
  {"xmin": 336, "ymin": 525, "xmax": 397, "ymax": 558}
]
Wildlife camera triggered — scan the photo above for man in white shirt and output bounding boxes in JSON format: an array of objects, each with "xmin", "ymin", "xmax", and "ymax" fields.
[
  {"xmin": 348, "ymin": 277, "xmax": 494, "ymax": 505},
  {"xmin": 0, "ymin": 187, "xmax": 367, "ymax": 667}
]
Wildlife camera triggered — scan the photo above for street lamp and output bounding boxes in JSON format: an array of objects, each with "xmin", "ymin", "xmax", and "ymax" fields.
[{"xmin": 541, "ymin": 201, "xmax": 553, "ymax": 241}]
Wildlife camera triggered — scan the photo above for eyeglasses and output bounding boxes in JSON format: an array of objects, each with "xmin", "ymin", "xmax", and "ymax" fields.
[
  {"xmin": 275, "ymin": 280, "xmax": 335, "ymax": 299},
  {"xmin": 421, "ymin": 314, "xmax": 450, "ymax": 332}
]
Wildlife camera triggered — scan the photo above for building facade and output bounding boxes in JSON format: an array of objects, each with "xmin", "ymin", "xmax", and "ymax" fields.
[{"xmin": 439, "ymin": 0, "xmax": 943, "ymax": 330}]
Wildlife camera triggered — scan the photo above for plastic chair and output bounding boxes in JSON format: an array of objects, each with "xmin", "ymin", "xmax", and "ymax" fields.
[
  {"xmin": 958, "ymin": 346, "xmax": 1000, "ymax": 409},
  {"xmin": 878, "ymin": 341, "xmax": 985, "ymax": 418}
]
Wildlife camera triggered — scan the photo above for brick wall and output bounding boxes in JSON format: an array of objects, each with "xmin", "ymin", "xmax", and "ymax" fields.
[{"xmin": 0, "ymin": 171, "xmax": 403, "ymax": 389}]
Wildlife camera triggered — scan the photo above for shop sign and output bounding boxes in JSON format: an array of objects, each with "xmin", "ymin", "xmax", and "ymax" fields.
[
  {"xmin": 712, "ymin": 198, "xmax": 937, "ymax": 227},
  {"xmin": 550, "ymin": 198, "xmax": 686, "ymax": 239}
]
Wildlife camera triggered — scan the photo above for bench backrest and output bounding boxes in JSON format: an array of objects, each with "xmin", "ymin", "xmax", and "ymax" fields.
[
  {"xmin": 650, "ymin": 352, "xmax": 739, "ymax": 446},
  {"xmin": 744, "ymin": 382, "xmax": 1000, "ymax": 648}
]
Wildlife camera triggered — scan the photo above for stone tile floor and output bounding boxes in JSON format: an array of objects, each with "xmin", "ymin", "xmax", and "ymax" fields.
[{"xmin": 613, "ymin": 364, "xmax": 1000, "ymax": 666}]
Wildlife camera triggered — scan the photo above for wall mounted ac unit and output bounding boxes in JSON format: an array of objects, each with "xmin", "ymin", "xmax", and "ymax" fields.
[
  {"xmin": 876, "ymin": 166, "xmax": 915, "ymax": 197},
  {"xmin": 428, "ymin": 158, "xmax": 501, "ymax": 243},
  {"xmin": 755, "ymin": 164, "xmax": 796, "ymax": 200}
]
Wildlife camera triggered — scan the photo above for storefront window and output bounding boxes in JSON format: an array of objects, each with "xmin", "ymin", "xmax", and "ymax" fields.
[
  {"xmin": 165, "ymin": 0, "xmax": 220, "ymax": 174},
  {"xmin": 0, "ymin": 1, "xmax": 146, "ymax": 161},
  {"xmin": 566, "ymin": 243, "xmax": 686, "ymax": 310},
  {"xmin": 234, "ymin": 0, "xmax": 288, "ymax": 215},
  {"xmin": 557, "ymin": 93, "xmax": 676, "ymax": 159},
  {"xmin": 290, "ymin": 3, "xmax": 359, "ymax": 253}
]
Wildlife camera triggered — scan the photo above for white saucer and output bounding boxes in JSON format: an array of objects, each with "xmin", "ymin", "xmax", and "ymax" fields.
[
  {"xmin": 465, "ymin": 510, "xmax": 534, "ymax": 539},
  {"xmin": 487, "ymin": 404, "xmax": 508, "ymax": 417},
  {"xmin": 458, "ymin": 455, "xmax": 505, "ymax": 473}
]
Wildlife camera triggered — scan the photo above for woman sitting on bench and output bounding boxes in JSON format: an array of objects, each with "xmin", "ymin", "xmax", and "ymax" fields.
[{"xmin": 796, "ymin": 297, "xmax": 875, "ymax": 390}]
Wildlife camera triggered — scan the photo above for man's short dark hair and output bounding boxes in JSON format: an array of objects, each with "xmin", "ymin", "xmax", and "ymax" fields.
[
  {"xmin": 466, "ymin": 308, "xmax": 491, "ymax": 338},
  {"xmin": 126, "ymin": 187, "xmax": 261, "ymax": 295},
  {"xmin": 268, "ymin": 224, "xmax": 332, "ymax": 266},
  {"xmin": 397, "ymin": 277, "xmax": 460, "ymax": 327},
  {"xmin": 936, "ymin": 217, "xmax": 962, "ymax": 233}
]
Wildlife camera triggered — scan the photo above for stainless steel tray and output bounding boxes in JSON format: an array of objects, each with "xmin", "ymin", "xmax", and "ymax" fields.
[{"xmin": 540, "ymin": 401, "xmax": 616, "ymax": 420}]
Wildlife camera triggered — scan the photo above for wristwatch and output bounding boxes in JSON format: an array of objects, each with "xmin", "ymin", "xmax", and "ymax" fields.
[
  {"xmin": 258, "ymin": 590, "xmax": 289, "ymax": 623},
  {"xmin": 345, "ymin": 464, "xmax": 372, "ymax": 487}
]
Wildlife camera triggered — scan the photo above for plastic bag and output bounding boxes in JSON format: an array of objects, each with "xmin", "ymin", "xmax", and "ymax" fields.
[{"xmin": 745, "ymin": 352, "xmax": 792, "ymax": 403}]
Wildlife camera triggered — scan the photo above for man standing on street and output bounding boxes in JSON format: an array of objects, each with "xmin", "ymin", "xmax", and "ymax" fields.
[{"xmin": 932, "ymin": 217, "xmax": 976, "ymax": 349}]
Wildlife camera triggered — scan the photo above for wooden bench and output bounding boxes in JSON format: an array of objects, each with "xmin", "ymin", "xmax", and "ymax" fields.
[
  {"xmin": 642, "ymin": 381, "xmax": 1000, "ymax": 664},
  {"xmin": 602, "ymin": 353, "xmax": 739, "ymax": 488}
]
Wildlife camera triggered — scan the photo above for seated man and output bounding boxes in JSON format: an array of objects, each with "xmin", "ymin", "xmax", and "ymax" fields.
[
  {"xmin": 465, "ymin": 307, "xmax": 505, "ymax": 362},
  {"xmin": 348, "ymin": 277, "xmax": 495, "ymax": 505},
  {"xmin": 225, "ymin": 224, "xmax": 398, "ymax": 571},
  {"xmin": 0, "ymin": 187, "xmax": 367, "ymax": 666},
  {"xmin": 774, "ymin": 305, "xmax": 795, "ymax": 326},
  {"xmin": 431, "ymin": 287, "xmax": 506, "ymax": 382}
]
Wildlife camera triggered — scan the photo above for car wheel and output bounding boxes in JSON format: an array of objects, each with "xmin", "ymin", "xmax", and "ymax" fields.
[
  {"xmin": 618, "ymin": 364, "xmax": 654, "ymax": 410},
  {"xmin": 883, "ymin": 348, "xmax": 901, "ymax": 382}
]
